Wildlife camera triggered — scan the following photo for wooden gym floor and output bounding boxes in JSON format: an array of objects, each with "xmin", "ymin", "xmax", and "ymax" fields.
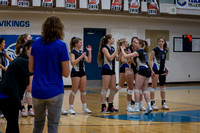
[{"xmin": 0, "ymin": 84, "xmax": 200, "ymax": 133}]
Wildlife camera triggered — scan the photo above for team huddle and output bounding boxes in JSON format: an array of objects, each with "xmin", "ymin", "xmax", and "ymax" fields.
[{"xmin": 70, "ymin": 34, "xmax": 169, "ymax": 115}]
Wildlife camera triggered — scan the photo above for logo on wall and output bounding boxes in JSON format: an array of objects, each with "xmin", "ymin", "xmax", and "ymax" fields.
[
  {"xmin": 0, "ymin": 20, "xmax": 30, "ymax": 27},
  {"xmin": 41, "ymin": 0, "xmax": 56, "ymax": 7},
  {"xmin": 147, "ymin": 0, "xmax": 160, "ymax": 15},
  {"xmin": 66, "ymin": 0, "xmax": 79, "ymax": 9},
  {"xmin": 176, "ymin": 0, "xmax": 200, "ymax": 9},
  {"xmin": 110, "ymin": 0, "xmax": 124, "ymax": 11},
  {"xmin": 0, "ymin": 35, "xmax": 40, "ymax": 67},
  {"xmin": 88, "ymin": 0, "xmax": 101, "ymax": 10},
  {"xmin": 129, "ymin": 0, "xmax": 141, "ymax": 14},
  {"xmin": 17, "ymin": 0, "xmax": 32, "ymax": 7},
  {"xmin": 177, "ymin": 0, "xmax": 187, "ymax": 7}
]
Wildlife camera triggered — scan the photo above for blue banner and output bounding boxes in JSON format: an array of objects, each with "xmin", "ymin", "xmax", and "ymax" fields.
[{"xmin": 0, "ymin": 34, "xmax": 40, "ymax": 66}]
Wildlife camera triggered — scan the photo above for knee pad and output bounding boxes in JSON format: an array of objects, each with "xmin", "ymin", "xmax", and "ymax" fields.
[
  {"xmin": 127, "ymin": 90, "xmax": 133, "ymax": 95},
  {"xmin": 26, "ymin": 92, "xmax": 32, "ymax": 98},
  {"xmin": 134, "ymin": 89, "xmax": 140, "ymax": 93},
  {"xmin": 81, "ymin": 91, "xmax": 86, "ymax": 95},
  {"xmin": 142, "ymin": 90, "xmax": 148, "ymax": 94},
  {"xmin": 160, "ymin": 87, "xmax": 166, "ymax": 92},
  {"xmin": 116, "ymin": 85, "xmax": 122, "ymax": 91},
  {"xmin": 150, "ymin": 88, "xmax": 156, "ymax": 93},
  {"xmin": 101, "ymin": 89, "xmax": 108, "ymax": 96},
  {"xmin": 110, "ymin": 89, "xmax": 116, "ymax": 96},
  {"xmin": 71, "ymin": 91, "xmax": 77, "ymax": 96}
]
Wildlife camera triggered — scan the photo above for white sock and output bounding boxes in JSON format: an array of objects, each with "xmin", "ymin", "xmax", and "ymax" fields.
[
  {"xmin": 139, "ymin": 101, "xmax": 143, "ymax": 106},
  {"xmin": 83, "ymin": 103, "xmax": 87, "ymax": 109},
  {"xmin": 128, "ymin": 101, "xmax": 131, "ymax": 106},
  {"xmin": 69, "ymin": 105, "xmax": 73, "ymax": 109},
  {"xmin": 147, "ymin": 102, "xmax": 151, "ymax": 107},
  {"xmin": 135, "ymin": 103, "xmax": 139, "ymax": 108}
]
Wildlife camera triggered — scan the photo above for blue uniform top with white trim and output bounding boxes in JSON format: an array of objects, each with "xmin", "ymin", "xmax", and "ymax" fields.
[
  {"xmin": 152, "ymin": 46, "xmax": 168, "ymax": 71},
  {"xmin": 136, "ymin": 49, "xmax": 149, "ymax": 70},
  {"xmin": 71, "ymin": 49, "xmax": 85, "ymax": 72},
  {"xmin": 102, "ymin": 45, "xmax": 115, "ymax": 71}
]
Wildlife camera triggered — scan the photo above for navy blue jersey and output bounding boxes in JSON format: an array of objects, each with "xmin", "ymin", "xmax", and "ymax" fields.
[
  {"xmin": 136, "ymin": 49, "xmax": 149, "ymax": 70},
  {"xmin": 71, "ymin": 49, "xmax": 84, "ymax": 72},
  {"xmin": 0, "ymin": 49, "xmax": 6, "ymax": 79},
  {"xmin": 152, "ymin": 46, "xmax": 168, "ymax": 71},
  {"xmin": 102, "ymin": 45, "xmax": 115, "ymax": 71}
]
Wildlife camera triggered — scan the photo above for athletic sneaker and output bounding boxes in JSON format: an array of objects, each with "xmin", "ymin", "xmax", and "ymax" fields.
[
  {"xmin": 61, "ymin": 108, "xmax": 68, "ymax": 115},
  {"xmin": 28, "ymin": 108, "xmax": 34, "ymax": 116},
  {"xmin": 162, "ymin": 104, "xmax": 169, "ymax": 110},
  {"xmin": 68, "ymin": 108, "xmax": 76, "ymax": 115},
  {"xmin": 101, "ymin": 107, "xmax": 110, "ymax": 113},
  {"xmin": 151, "ymin": 104, "xmax": 159, "ymax": 111},
  {"xmin": 83, "ymin": 108, "xmax": 92, "ymax": 114},
  {"xmin": 127, "ymin": 106, "xmax": 135, "ymax": 112},
  {"xmin": 144, "ymin": 106, "xmax": 153, "ymax": 115},
  {"xmin": 133, "ymin": 106, "xmax": 140, "ymax": 112},
  {"xmin": 139, "ymin": 105, "xmax": 146, "ymax": 111},
  {"xmin": 21, "ymin": 109, "xmax": 27, "ymax": 117},
  {"xmin": 108, "ymin": 103, "xmax": 119, "ymax": 112}
]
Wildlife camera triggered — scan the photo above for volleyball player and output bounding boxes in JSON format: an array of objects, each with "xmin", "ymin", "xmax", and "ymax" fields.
[
  {"xmin": 68, "ymin": 37, "xmax": 92, "ymax": 114},
  {"xmin": 121, "ymin": 39, "xmax": 152, "ymax": 114},
  {"xmin": 0, "ymin": 38, "xmax": 13, "ymax": 118},
  {"xmin": 16, "ymin": 34, "xmax": 34, "ymax": 117},
  {"xmin": 149, "ymin": 36, "xmax": 169, "ymax": 110},
  {"xmin": 97, "ymin": 34, "xmax": 119, "ymax": 113},
  {"xmin": 130, "ymin": 37, "xmax": 146, "ymax": 111}
]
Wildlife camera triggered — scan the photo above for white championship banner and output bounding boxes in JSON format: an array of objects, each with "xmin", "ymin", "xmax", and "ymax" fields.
[
  {"xmin": 88, "ymin": 0, "xmax": 101, "ymax": 10},
  {"xmin": 66, "ymin": 0, "xmax": 78, "ymax": 9}
]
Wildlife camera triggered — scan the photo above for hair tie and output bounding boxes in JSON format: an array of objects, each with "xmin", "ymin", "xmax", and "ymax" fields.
[{"xmin": 73, "ymin": 36, "xmax": 76, "ymax": 39}]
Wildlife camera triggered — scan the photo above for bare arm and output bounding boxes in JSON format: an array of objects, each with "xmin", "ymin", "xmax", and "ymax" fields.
[
  {"xmin": 62, "ymin": 60, "xmax": 70, "ymax": 77},
  {"xmin": 84, "ymin": 45, "xmax": 92, "ymax": 63},
  {"xmin": 102, "ymin": 47, "xmax": 117, "ymax": 61},
  {"xmin": 0, "ymin": 64, "xmax": 6, "ymax": 71},
  {"xmin": 70, "ymin": 52, "xmax": 86, "ymax": 67},
  {"xmin": 29, "ymin": 55, "xmax": 34, "ymax": 73},
  {"xmin": 5, "ymin": 53, "xmax": 13, "ymax": 62},
  {"xmin": 148, "ymin": 51, "xmax": 155, "ymax": 72},
  {"xmin": 120, "ymin": 54, "xmax": 126, "ymax": 64},
  {"xmin": 120, "ymin": 46, "xmax": 138, "ymax": 58}
]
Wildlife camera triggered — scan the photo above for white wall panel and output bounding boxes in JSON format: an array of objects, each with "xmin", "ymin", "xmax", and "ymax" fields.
[{"xmin": 0, "ymin": 11, "xmax": 200, "ymax": 85}]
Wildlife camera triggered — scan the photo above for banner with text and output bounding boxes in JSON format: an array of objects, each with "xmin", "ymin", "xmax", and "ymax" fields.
[
  {"xmin": 0, "ymin": 0, "xmax": 11, "ymax": 6},
  {"xmin": 0, "ymin": 35, "xmax": 41, "ymax": 66},
  {"xmin": 147, "ymin": 0, "xmax": 160, "ymax": 15},
  {"xmin": 88, "ymin": 0, "xmax": 101, "ymax": 10},
  {"xmin": 176, "ymin": 0, "xmax": 200, "ymax": 10},
  {"xmin": 17, "ymin": 0, "xmax": 32, "ymax": 7},
  {"xmin": 41, "ymin": 0, "xmax": 56, "ymax": 7},
  {"xmin": 110, "ymin": 0, "xmax": 124, "ymax": 11},
  {"xmin": 129, "ymin": 0, "xmax": 141, "ymax": 14},
  {"xmin": 66, "ymin": 0, "xmax": 79, "ymax": 9}
]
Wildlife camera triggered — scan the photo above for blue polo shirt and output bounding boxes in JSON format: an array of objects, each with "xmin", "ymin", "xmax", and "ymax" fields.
[{"xmin": 31, "ymin": 37, "xmax": 70, "ymax": 99}]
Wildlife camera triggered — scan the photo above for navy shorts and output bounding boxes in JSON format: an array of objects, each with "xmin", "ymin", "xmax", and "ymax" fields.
[
  {"xmin": 131, "ymin": 63, "xmax": 138, "ymax": 75},
  {"xmin": 138, "ymin": 68, "xmax": 151, "ymax": 78},
  {"xmin": 101, "ymin": 68, "xmax": 115, "ymax": 75},
  {"xmin": 153, "ymin": 69, "xmax": 166, "ymax": 86},
  {"xmin": 71, "ymin": 71, "xmax": 86, "ymax": 77},
  {"xmin": 119, "ymin": 67, "xmax": 125, "ymax": 73}
]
